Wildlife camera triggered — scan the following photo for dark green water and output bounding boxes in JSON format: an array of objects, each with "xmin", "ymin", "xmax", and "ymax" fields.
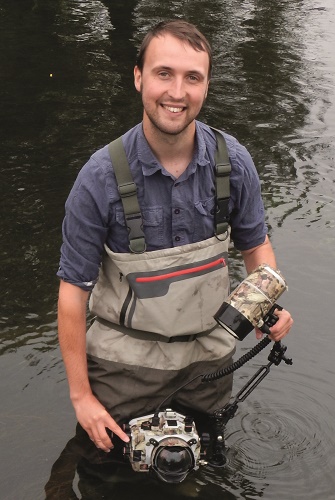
[{"xmin": 1, "ymin": 0, "xmax": 334, "ymax": 498}]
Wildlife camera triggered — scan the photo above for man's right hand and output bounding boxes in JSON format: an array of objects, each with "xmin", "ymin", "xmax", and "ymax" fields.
[{"xmin": 72, "ymin": 392, "xmax": 130, "ymax": 452}]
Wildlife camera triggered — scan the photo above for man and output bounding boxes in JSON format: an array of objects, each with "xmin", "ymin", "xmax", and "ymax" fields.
[{"xmin": 57, "ymin": 20, "xmax": 293, "ymax": 456}]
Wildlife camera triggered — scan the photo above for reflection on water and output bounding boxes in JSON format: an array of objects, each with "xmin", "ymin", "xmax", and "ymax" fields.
[{"xmin": 1, "ymin": 0, "xmax": 335, "ymax": 498}]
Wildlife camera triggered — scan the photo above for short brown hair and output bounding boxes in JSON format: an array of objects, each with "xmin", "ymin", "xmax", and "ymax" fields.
[{"xmin": 136, "ymin": 20, "xmax": 212, "ymax": 78}]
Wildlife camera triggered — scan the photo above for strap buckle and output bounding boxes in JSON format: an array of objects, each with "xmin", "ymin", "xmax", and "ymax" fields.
[{"xmin": 118, "ymin": 182, "xmax": 137, "ymax": 198}]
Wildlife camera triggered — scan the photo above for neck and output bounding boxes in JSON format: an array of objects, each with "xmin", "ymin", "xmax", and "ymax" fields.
[{"xmin": 143, "ymin": 120, "xmax": 196, "ymax": 178}]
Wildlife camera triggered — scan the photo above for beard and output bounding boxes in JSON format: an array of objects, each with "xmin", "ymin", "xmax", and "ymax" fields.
[
  {"xmin": 143, "ymin": 104, "xmax": 195, "ymax": 137},
  {"xmin": 140, "ymin": 86, "xmax": 206, "ymax": 138}
]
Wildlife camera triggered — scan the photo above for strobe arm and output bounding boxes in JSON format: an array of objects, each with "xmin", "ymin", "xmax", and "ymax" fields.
[
  {"xmin": 205, "ymin": 341, "xmax": 292, "ymax": 467},
  {"xmin": 213, "ymin": 341, "xmax": 292, "ymax": 426}
]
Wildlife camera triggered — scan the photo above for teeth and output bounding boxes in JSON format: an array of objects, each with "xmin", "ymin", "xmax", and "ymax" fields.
[{"xmin": 164, "ymin": 106, "xmax": 184, "ymax": 113}]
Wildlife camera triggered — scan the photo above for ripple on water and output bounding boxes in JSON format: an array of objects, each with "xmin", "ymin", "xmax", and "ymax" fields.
[{"xmin": 220, "ymin": 367, "xmax": 335, "ymax": 499}]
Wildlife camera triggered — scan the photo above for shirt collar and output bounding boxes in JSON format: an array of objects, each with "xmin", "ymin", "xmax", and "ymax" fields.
[{"xmin": 136, "ymin": 121, "xmax": 210, "ymax": 178}]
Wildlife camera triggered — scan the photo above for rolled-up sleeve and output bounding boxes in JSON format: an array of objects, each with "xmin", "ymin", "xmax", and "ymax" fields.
[
  {"xmin": 57, "ymin": 149, "xmax": 112, "ymax": 291},
  {"xmin": 229, "ymin": 142, "xmax": 268, "ymax": 251}
]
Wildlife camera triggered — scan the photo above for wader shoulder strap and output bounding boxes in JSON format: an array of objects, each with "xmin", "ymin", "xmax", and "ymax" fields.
[
  {"xmin": 108, "ymin": 137, "xmax": 146, "ymax": 253},
  {"xmin": 108, "ymin": 128, "xmax": 231, "ymax": 251},
  {"xmin": 210, "ymin": 127, "xmax": 231, "ymax": 236}
]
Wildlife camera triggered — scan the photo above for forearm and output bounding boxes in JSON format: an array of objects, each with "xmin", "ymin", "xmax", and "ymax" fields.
[
  {"xmin": 240, "ymin": 235, "xmax": 293, "ymax": 340},
  {"xmin": 241, "ymin": 235, "xmax": 277, "ymax": 273},
  {"xmin": 57, "ymin": 280, "xmax": 91, "ymax": 402}
]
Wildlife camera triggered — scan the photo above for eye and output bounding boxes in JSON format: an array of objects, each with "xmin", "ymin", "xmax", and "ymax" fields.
[
  {"xmin": 158, "ymin": 71, "xmax": 170, "ymax": 79},
  {"xmin": 187, "ymin": 74, "xmax": 201, "ymax": 83}
]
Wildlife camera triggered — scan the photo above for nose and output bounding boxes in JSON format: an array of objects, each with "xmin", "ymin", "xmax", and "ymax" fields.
[{"xmin": 167, "ymin": 77, "xmax": 186, "ymax": 100}]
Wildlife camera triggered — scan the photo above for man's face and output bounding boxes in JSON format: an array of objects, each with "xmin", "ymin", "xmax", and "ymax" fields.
[{"xmin": 134, "ymin": 33, "xmax": 210, "ymax": 137}]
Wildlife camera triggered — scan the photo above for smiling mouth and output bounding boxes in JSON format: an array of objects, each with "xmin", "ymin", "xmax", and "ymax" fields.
[{"xmin": 162, "ymin": 105, "xmax": 186, "ymax": 113}]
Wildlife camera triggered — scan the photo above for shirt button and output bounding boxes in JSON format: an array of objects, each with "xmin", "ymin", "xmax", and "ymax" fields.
[
  {"xmin": 175, "ymin": 236, "xmax": 181, "ymax": 242},
  {"xmin": 174, "ymin": 208, "xmax": 180, "ymax": 214}
]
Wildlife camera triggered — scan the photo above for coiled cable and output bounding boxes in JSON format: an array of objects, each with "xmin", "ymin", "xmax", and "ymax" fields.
[
  {"xmin": 201, "ymin": 336, "xmax": 271, "ymax": 383},
  {"xmin": 154, "ymin": 337, "xmax": 272, "ymax": 414}
]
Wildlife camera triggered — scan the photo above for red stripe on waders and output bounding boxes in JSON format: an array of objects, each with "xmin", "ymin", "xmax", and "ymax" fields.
[{"xmin": 135, "ymin": 258, "xmax": 226, "ymax": 283}]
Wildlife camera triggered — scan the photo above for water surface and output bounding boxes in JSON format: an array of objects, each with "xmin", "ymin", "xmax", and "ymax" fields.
[{"xmin": 0, "ymin": 0, "xmax": 334, "ymax": 498}]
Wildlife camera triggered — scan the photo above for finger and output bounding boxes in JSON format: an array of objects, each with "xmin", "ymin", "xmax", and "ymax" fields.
[
  {"xmin": 255, "ymin": 328, "xmax": 264, "ymax": 340},
  {"xmin": 269, "ymin": 322, "xmax": 292, "ymax": 341},
  {"xmin": 270, "ymin": 310, "xmax": 293, "ymax": 336},
  {"xmin": 92, "ymin": 433, "xmax": 113, "ymax": 452},
  {"xmin": 269, "ymin": 319, "xmax": 287, "ymax": 339},
  {"xmin": 105, "ymin": 415, "xmax": 130, "ymax": 443},
  {"xmin": 91, "ymin": 436, "xmax": 112, "ymax": 452},
  {"xmin": 92, "ymin": 416, "xmax": 130, "ymax": 452},
  {"xmin": 94, "ymin": 439, "xmax": 111, "ymax": 452},
  {"xmin": 269, "ymin": 331, "xmax": 284, "ymax": 342},
  {"xmin": 90, "ymin": 421, "xmax": 113, "ymax": 452}
]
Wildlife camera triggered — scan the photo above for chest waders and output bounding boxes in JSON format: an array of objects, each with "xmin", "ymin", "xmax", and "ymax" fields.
[{"xmin": 86, "ymin": 129, "xmax": 237, "ymax": 422}]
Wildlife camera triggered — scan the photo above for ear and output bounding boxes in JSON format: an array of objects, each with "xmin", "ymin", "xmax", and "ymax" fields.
[{"xmin": 134, "ymin": 66, "xmax": 142, "ymax": 93}]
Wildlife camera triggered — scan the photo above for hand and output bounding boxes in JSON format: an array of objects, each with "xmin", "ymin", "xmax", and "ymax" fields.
[
  {"xmin": 72, "ymin": 393, "xmax": 129, "ymax": 452},
  {"xmin": 255, "ymin": 308, "xmax": 293, "ymax": 341}
]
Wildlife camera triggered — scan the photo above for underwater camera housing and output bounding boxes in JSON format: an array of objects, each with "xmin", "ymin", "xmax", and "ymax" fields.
[
  {"xmin": 123, "ymin": 410, "xmax": 201, "ymax": 483},
  {"xmin": 214, "ymin": 264, "xmax": 287, "ymax": 340}
]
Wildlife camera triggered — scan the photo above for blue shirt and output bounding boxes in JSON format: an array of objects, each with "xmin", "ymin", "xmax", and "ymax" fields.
[{"xmin": 57, "ymin": 121, "xmax": 267, "ymax": 290}]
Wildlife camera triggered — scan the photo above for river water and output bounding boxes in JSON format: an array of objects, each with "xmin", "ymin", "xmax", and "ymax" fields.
[{"xmin": 0, "ymin": 0, "xmax": 334, "ymax": 499}]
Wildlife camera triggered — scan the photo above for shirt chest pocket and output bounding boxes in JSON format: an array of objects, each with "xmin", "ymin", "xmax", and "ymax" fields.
[{"xmin": 115, "ymin": 206, "xmax": 164, "ymax": 250}]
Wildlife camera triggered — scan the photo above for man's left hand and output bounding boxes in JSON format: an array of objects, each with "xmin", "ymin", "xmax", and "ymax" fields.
[{"xmin": 256, "ymin": 308, "xmax": 293, "ymax": 341}]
